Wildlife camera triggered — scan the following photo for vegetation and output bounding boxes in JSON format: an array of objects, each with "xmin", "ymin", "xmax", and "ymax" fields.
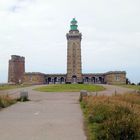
[
  {"xmin": 81, "ymin": 93, "xmax": 140, "ymax": 140},
  {"xmin": 0, "ymin": 92, "xmax": 29, "ymax": 110},
  {"xmin": 121, "ymin": 85, "xmax": 140, "ymax": 91},
  {"xmin": 0, "ymin": 84, "xmax": 30, "ymax": 91},
  {"xmin": 0, "ymin": 95, "xmax": 16, "ymax": 109},
  {"xmin": 35, "ymin": 84, "xmax": 105, "ymax": 92}
]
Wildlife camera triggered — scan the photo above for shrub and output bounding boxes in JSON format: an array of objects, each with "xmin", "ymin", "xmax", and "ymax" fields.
[
  {"xmin": 0, "ymin": 95, "xmax": 16, "ymax": 108},
  {"xmin": 131, "ymin": 83, "xmax": 136, "ymax": 85},
  {"xmin": 103, "ymin": 115, "xmax": 139, "ymax": 140},
  {"xmin": 95, "ymin": 106, "xmax": 139, "ymax": 140},
  {"xmin": 88, "ymin": 104, "xmax": 112, "ymax": 123}
]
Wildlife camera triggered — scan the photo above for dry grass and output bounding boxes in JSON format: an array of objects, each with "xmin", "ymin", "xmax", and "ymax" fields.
[
  {"xmin": 0, "ymin": 84, "xmax": 31, "ymax": 91},
  {"xmin": 81, "ymin": 93, "xmax": 140, "ymax": 140},
  {"xmin": 0, "ymin": 95, "xmax": 16, "ymax": 109}
]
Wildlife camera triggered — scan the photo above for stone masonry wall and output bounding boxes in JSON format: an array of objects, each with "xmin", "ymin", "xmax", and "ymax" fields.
[
  {"xmin": 104, "ymin": 72, "xmax": 126, "ymax": 84},
  {"xmin": 23, "ymin": 73, "xmax": 45, "ymax": 85}
]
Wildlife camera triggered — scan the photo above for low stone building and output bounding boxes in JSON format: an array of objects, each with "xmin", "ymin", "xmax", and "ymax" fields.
[
  {"xmin": 104, "ymin": 71, "xmax": 126, "ymax": 85},
  {"xmin": 8, "ymin": 55, "xmax": 126, "ymax": 85},
  {"xmin": 8, "ymin": 18, "xmax": 126, "ymax": 85},
  {"xmin": 23, "ymin": 73, "xmax": 46, "ymax": 85},
  {"xmin": 44, "ymin": 72, "xmax": 126, "ymax": 85}
]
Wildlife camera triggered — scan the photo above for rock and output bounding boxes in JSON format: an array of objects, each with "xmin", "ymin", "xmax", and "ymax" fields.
[
  {"xmin": 20, "ymin": 91, "xmax": 28, "ymax": 101},
  {"xmin": 79, "ymin": 90, "xmax": 88, "ymax": 102}
]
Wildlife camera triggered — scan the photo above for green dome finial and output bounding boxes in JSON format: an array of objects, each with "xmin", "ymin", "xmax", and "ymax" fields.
[{"xmin": 70, "ymin": 18, "xmax": 78, "ymax": 31}]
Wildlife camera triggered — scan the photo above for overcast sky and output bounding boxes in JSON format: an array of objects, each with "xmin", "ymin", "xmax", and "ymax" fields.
[{"xmin": 0, "ymin": 0, "xmax": 140, "ymax": 83}]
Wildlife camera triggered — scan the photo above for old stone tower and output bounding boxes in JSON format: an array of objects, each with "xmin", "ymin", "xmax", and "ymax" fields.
[
  {"xmin": 66, "ymin": 18, "xmax": 82, "ymax": 83},
  {"xmin": 8, "ymin": 55, "xmax": 25, "ymax": 84}
]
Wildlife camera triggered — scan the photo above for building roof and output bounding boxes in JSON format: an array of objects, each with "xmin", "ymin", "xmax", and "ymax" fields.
[{"xmin": 24, "ymin": 72, "xmax": 45, "ymax": 75}]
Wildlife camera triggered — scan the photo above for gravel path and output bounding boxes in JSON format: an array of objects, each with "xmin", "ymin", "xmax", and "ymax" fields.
[{"xmin": 93, "ymin": 84, "xmax": 134, "ymax": 96}]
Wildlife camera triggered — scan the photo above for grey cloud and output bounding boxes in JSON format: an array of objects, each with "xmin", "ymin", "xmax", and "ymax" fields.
[
  {"xmin": 0, "ymin": 0, "xmax": 140, "ymax": 83},
  {"xmin": 8, "ymin": 0, "xmax": 35, "ymax": 13}
]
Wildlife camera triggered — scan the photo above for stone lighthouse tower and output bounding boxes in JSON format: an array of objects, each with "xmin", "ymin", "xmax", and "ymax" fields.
[{"xmin": 66, "ymin": 18, "xmax": 82, "ymax": 83}]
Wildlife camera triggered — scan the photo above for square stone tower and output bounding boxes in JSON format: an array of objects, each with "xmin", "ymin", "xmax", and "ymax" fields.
[
  {"xmin": 66, "ymin": 18, "xmax": 82, "ymax": 83},
  {"xmin": 8, "ymin": 55, "xmax": 25, "ymax": 84}
]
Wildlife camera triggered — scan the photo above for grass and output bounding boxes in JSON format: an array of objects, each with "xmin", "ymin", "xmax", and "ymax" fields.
[
  {"xmin": 34, "ymin": 84, "xmax": 105, "ymax": 92},
  {"xmin": 0, "ymin": 95, "xmax": 17, "ymax": 109},
  {"xmin": 81, "ymin": 93, "xmax": 140, "ymax": 140},
  {"xmin": 0, "ymin": 84, "xmax": 31, "ymax": 91},
  {"xmin": 0, "ymin": 92, "xmax": 30, "ymax": 110},
  {"xmin": 121, "ymin": 85, "xmax": 140, "ymax": 90}
]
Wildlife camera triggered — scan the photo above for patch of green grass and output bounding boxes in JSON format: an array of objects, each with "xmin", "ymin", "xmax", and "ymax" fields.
[
  {"xmin": 0, "ymin": 84, "xmax": 31, "ymax": 91},
  {"xmin": 122, "ymin": 85, "xmax": 140, "ymax": 90},
  {"xmin": 116, "ymin": 84, "xmax": 140, "ymax": 90},
  {"xmin": 35, "ymin": 84, "xmax": 105, "ymax": 92}
]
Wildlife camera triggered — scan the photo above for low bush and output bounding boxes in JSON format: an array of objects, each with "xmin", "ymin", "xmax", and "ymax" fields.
[
  {"xmin": 81, "ymin": 94, "xmax": 140, "ymax": 140},
  {"xmin": 0, "ymin": 95, "xmax": 16, "ymax": 108},
  {"xmin": 131, "ymin": 83, "xmax": 136, "ymax": 85}
]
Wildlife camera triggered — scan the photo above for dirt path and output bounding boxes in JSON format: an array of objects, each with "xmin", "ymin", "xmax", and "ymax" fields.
[{"xmin": 94, "ymin": 84, "xmax": 134, "ymax": 96}]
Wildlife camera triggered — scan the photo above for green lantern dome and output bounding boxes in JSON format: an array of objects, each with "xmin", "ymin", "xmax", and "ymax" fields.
[{"xmin": 70, "ymin": 18, "xmax": 78, "ymax": 31}]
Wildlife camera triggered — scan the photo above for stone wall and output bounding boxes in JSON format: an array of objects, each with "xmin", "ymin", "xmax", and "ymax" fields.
[
  {"xmin": 104, "ymin": 71, "xmax": 126, "ymax": 84},
  {"xmin": 8, "ymin": 55, "xmax": 25, "ymax": 84},
  {"xmin": 23, "ymin": 73, "xmax": 45, "ymax": 85}
]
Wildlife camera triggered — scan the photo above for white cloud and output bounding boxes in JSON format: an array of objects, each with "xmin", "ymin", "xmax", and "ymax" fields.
[{"xmin": 0, "ymin": 0, "xmax": 140, "ymax": 83}]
